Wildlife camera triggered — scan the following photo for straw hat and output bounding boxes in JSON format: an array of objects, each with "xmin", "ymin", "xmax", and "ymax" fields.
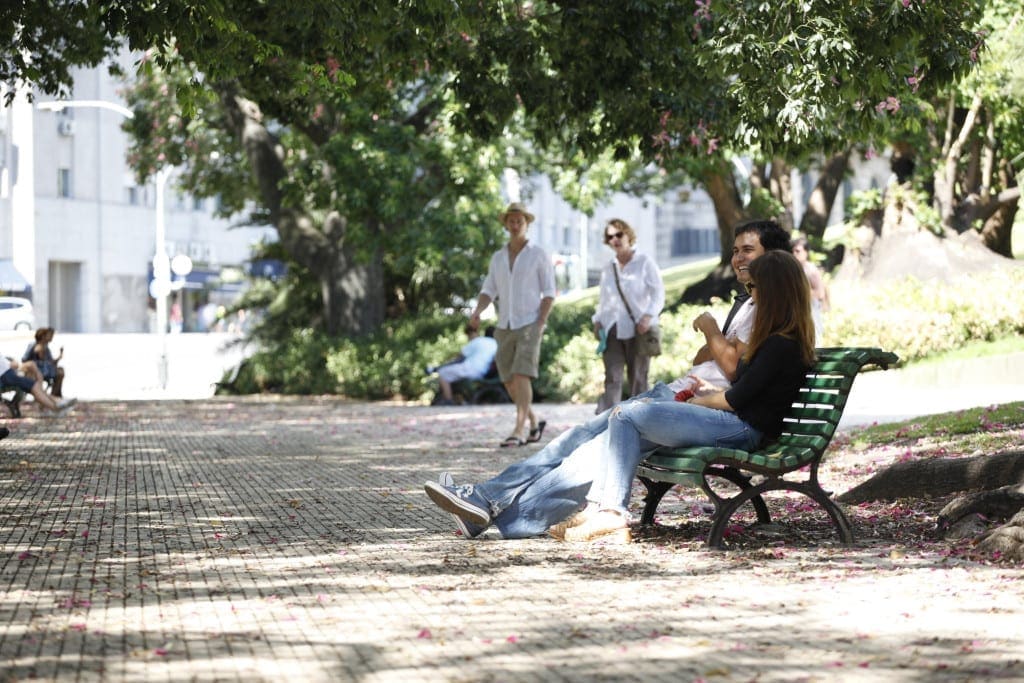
[{"xmin": 499, "ymin": 202, "xmax": 535, "ymax": 224}]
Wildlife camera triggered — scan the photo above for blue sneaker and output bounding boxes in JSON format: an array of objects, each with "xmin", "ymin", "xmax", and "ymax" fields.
[
  {"xmin": 437, "ymin": 473, "xmax": 487, "ymax": 539},
  {"xmin": 452, "ymin": 512, "xmax": 487, "ymax": 539},
  {"xmin": 424, "ymin": 478, "xmax": 491, "ymax": 527}
]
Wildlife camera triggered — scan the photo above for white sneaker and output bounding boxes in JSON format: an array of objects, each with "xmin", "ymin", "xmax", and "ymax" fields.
[
  {"xmin": 547, "ymin": 505, "xmax": 594, "ymax": 541},
  {"xmin": 54, "ymin": 398, "xmax": 78, "ymax": 415},
  {"xmin": 563, "ymin": 509, "xmax": 631, "ymax": 544}
]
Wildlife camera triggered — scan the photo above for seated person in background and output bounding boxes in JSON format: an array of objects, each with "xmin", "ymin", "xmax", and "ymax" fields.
[
  {"xmin": 1, "ymin": 356, "xmax": 76, "ymax": 417},
  {"xmin": 428, "ymin": 325, "xmax": 499, "ymax": 406},
  {"xmin": 23, "ymin": 327, "xmax": 64, "ymax": 397}
]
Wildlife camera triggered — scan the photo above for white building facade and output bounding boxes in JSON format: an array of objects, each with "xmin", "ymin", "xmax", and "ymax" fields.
[{"xmin": 0, "ymin": 58, "xmax": 276, "ymax": 333}]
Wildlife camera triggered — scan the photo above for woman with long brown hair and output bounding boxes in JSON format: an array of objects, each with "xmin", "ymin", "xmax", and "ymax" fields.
[{"xmin": 557, "ymin": 250, "xmax": 816, "ymax": 542}]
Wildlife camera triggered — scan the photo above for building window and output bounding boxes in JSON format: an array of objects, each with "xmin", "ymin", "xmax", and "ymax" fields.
[
  {"xmin": 57, "ymin": 168, "xmax": 72, "ymax": 198},
  {"xmin": 671, "ymin": 227, "xmax": 718, "ymax": 257},
  {"xmin": 127, "ymin": 186, "xmax": 140, "ymax": 205},
  {"xmin": 192, "ymin": 196, "xmax": 205, "ymax": 211}
]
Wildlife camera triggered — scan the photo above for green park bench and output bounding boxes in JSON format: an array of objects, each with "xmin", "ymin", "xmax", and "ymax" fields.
[{"xmin": 636, "ymin": 346, "xmax": 899, "ymax": 548}]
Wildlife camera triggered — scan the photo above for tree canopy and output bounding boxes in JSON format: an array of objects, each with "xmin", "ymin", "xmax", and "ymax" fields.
[
  {"xmin": 5, "ymin": 1, "xmax": 986, "ymax": 157},
  {"xmin": 449, "ymin": 1, "xmax": 985, "ymax": 160},
  {"xmin": 2, "ymin": 1, "xmax": 995, "ymax": 331}
]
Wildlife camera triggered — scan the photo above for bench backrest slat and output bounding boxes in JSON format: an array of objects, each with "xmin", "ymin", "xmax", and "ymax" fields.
[
  {"xmin": 803, "ymin": 375, "xmax": 853, "ymax": 391},
  {"xmin": 795, "ymin": 389, "xmax": 848, "ymax": 408},
  {"xmin": 778, "ymin": 428, "xmax": 835, "ymax": 444},
  {"xmin": 786, "ymin": 406, "xmax": 842, "ymax": 421}
]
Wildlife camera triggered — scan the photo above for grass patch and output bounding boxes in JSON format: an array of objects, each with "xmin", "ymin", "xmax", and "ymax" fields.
[
  {"xmin": 904, "ymin": 336, "xmax": 1024, "ymax": 368},
  {"xmin": 843, "ymin": 401, "xmax": 1024, "ymax": 454}
]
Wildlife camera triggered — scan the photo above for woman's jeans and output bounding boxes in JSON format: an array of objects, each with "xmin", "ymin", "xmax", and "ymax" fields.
[
  {"xmin": 477, "ymin": 383, "xmax": 676, "ymax": 538},
  {"xmin": 589, "ymin": 400, "xmax": 763, "ymax": 516},
  {"xmin": 596, "ymin": 324, "xmax": 651, "ymax": 413}
]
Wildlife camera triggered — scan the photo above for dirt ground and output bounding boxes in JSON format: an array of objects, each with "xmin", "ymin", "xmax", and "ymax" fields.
[{"xmin": 0, "ymin": 397, "xmax": 1020, "ymax": 682}]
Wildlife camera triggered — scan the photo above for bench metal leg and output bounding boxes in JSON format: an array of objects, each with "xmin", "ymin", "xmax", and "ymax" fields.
[
  {"xmin": 638, "ymin": 469, "xmax": 772, "ymax": 528},
  {"xmin": 706, "ymin": 479, "xmax": 854, "ymax": 549},
  {"xmin": 637, "ymin": 477, "xmax": 674, "ymax": 525},
  {"xmin": 709, "ymin": 467, "xmax": 772, "ymax": 525}
]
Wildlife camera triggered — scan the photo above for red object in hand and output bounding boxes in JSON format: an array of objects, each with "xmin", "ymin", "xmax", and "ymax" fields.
[{"xmin": 674, "ymin": 389, "xmax": 695, "ymax": 403}]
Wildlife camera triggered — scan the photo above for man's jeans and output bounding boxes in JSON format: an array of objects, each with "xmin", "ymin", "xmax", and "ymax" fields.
[{"xmin": 478, "ymin": 383, "xmax": 676, "ymax": 538}]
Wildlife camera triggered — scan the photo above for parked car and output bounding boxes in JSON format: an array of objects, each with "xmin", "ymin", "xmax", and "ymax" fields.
[{"xmin": 0, "ymin": 297, "xmax": 35, "ymax": 331}]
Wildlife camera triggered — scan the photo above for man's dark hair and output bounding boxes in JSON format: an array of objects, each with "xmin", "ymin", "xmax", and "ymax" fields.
[
  {"xmin": 465, "ymin": 324, "xmax": 496, "ymax": 337},
  {"xmin": 734, "ymin": 219, "xmax": 791, "ymax": 252}
]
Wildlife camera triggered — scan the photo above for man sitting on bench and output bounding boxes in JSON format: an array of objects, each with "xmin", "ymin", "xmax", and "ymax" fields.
[
  {"xmin": 0, "ymin": 356, "xmax": 76, "ymax": 417},
  {"xmin": 427, "ymin": 325, "xmax": 498, "ymax": 406}
]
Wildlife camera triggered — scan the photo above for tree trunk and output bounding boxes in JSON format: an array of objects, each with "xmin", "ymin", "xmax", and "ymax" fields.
[
  {"xmin": 838, "ymin": 452, "xmax": 1024, "ymax": 556},
  {"xmin": 769, "ymin": 158, "xmax": 795, "ymax": 232},
  {"xmin": 934, "ymin": 93, "xmax": 983, "ymax": 234},
  {"xmin": 296, "ymin": 212, "xmax": 386, "ymax": 336},
  {"xmin": 797, "ymin": 150, "xmax": 850, "ymax": 240},
  {"xmin": 836, "ymin": 177, "xmax": 1014, "ymax": 285},
  {"xmin": 677, "ymin": 165, "xmax": 747, "ymax": 304},
  {"xmin": 836, "ymin": 451, "xmax": 1024, "ymax": 504},
  {"xmin": 937, "ymin": 484, "xmax": 1024, "ymax": 532},
  {"xmin": 703, "ymin": 164, "xmax": 747, "ymax": 263},
  {"xmin": 976, "ymin": 509, "xmax": 1024, "ymax": 562},
  {"xmin": 219, "ymin": 88, "xmax": 386, "ymax": 337},
  {"xmin": 979, "ymin": 162, "xmax": 1020, "ymax": 258}
]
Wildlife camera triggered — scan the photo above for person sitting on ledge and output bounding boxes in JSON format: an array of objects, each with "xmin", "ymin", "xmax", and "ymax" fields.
[
  {"xmin": 0, "ymin": 356, "xmax": 76, "ymax": 417},
  {"xmin": 23, "ymin": 327, "xmax": 65, "ymax": 398}
]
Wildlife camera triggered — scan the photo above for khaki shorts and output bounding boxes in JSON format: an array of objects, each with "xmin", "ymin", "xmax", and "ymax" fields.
[{"xmin": 493, "ymin": 322, "xmax": 543, "ymax": 381}]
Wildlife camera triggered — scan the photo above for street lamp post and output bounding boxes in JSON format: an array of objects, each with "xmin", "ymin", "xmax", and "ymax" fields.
[
  {"xmin": 152, "ymin": 167, "xmax": 173, "ymax": 388},
  {"xmin": 37, "ymin": 99, "xmax": 173, "ymax": 389}
]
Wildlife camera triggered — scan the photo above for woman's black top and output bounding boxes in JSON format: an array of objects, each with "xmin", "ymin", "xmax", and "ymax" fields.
[{"xmin": 724, "ymin": 335, "xmax": 809, "ymax": 439}]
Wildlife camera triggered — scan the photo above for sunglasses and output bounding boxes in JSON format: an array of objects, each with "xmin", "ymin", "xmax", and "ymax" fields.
[
  {"xmin": 744, "ymin": 281, "xmax": 757, "ymax": 295},
  {"xmin": 604, "ymin": 231, "xmax": 625, "ymax": 244}
]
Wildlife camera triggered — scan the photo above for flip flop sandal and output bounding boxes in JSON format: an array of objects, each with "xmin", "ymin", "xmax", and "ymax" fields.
[
  {"xmin": 526, "ymin": 420, "xmax": 547, "ymax": 443},
  {"xmin": 499, "ymin": 435, "xmax": 526, "ymax": 448}
]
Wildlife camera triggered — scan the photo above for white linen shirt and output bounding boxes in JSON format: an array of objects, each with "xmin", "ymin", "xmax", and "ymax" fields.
[
  {"xmin": 460, "ymin": 336, "xmax": 499, "ymax": 377},
  {"xmin": 480, "ymin": 241, "xmax": 557, "ymax": 330},
  {"xmin": 592, "ymin": 250, "xmax": 665, "ymax": 339}
]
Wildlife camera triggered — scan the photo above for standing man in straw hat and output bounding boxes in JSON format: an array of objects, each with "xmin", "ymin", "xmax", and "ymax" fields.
[{"xmin": 469, "ymin": 202, "xmax": 556, "ymax": 448}]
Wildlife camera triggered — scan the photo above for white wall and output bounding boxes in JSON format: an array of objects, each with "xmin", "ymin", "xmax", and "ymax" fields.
[{"xmin": 19, "ymin": 54, "xmax": 277, "ymax": 333}]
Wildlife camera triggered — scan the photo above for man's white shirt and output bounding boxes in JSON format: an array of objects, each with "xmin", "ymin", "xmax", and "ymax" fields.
[{"xmin": 480, "ymin": 242, "xmax": 557, "ymax": 330}]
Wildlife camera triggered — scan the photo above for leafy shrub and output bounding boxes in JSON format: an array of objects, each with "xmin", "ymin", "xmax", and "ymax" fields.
[
  {"xmin": 221, "ymin": 310, "xmax": 465, "ymax": 398},
  {"xmin": 823, "ymin": 266, "xmax": 1024, "ymax": 362},
  {"xmin": 325, "ymin": 311, "xmax": 467, "ymax": 400},
  {"xmin": 221, "ymin": 327, "xmax": 337, "ymax": 395}
]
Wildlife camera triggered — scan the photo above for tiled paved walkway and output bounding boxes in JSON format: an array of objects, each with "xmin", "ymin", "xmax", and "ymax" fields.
[{"xmin": 1, "ymin": 398, "xmax": 1021, "ymax": 682}]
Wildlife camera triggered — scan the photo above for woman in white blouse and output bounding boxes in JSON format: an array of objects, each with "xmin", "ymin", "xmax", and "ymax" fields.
[{"xmin": 592, "ymin": 219, "xmax": 666, "ymax": 413}]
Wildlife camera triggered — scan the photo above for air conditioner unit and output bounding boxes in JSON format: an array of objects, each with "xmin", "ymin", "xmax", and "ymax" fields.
[{"xmin": 57, "ymin": 119, "xmax": 76, "ymax": 137}]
